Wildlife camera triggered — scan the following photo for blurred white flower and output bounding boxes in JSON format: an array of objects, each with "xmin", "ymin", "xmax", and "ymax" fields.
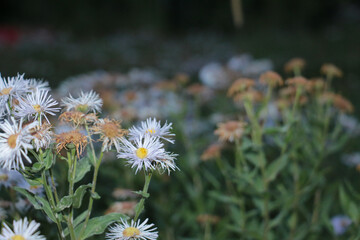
[
  {"xmin": 0, "ymin": 167, "xmax": 24, "ymax": 188},
  {"xmin": 26, "ymin": 79, "xmax": 50, "ymax": 92},
  {"xmin": 331, "ymin": 215, "xmax": 352, "ymax": 236},
  {"xmin": 199, "ymin": 62, "xmax": 231, "ymax": 90},
  {"xmin": 106, "ymin": 218, "xmax": 158, "ymax": 240}
]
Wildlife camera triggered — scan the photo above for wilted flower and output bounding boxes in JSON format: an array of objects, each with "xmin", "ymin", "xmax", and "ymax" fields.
[
  {"xmin": 105, "ymin": 201, "xmax": 137, "ymax": 216},
  {"xmin": 319, "ymin": 93, "xmax": 354, "ymax": 113},
  {"xmin": 214, "ymin": 121, "xmax": 247, "ymax": 142},
  {"xmin": 0, "ymin": 118, "xmax": 37, "ymax": 170},
  {"xmin": 259, "ymin": 71, "xmax": 283, "ymax": 87},
  {"xmin": 112, "ymin": 188, "xmax": 138, "ymax": 200},
  {"xmin": 91, "ymin": 118, "xmax": 128, "ymax": 152},
  {"xmin": 0, "ymin": 218, "xmax": 46, "ymax": 240},
  {"xmin": 128, "ymin": 118, "xmax": 175, "ymax": 144},
  {"xmin": 201, "ymin": 143, "xmax": 222, "ymax": 161},
  {"xmin": 284, "ymin": 58, "xmax": 306, "ymax": 74},
  {"xmin": 285, "ymin": 76, "xmax": 309, "ymax": 87},
  {"xmin": 61, "ymin": 90, "xmax": 103, "ymax": 113},
  {"xmin": 106, "ymin": 218, "xmax": 158, "ymax": 240},
  {"xmin": 227, "ymin": 78, "xmax": 255, "ymax": 97},
  {"xmin": 14, "ymin": 90, "xmax": 60, "ymax": 124},
  {"xmin": 59, "ymin": 111, "xmax": 98, "ymax": 126},
  {"xmin": 321, "ymin": 63, "xmax": 343, "ymax": 78},
  {"xmin": 233, "ymin": 89, "xmax": 263, "ymax": 103},
  {"xmin": 55, "ymin": 130, "xmax": 88, "ymax": 157},
  {"xmin": 331, "ymin": 215, "xmax": 352, "ymax": 236}
]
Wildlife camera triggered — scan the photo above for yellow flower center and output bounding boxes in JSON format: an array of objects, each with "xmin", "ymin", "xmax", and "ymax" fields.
[
  {"xmin": 76, "ymin": 104, "xmax": 89, "ymax": 113},
  {"xmin": 147, "ymin": 129, "xmax": 156, "ymax": 134},
  {"xmin": 11, "ymin": 235, "xmax": 25, "ymax": 240},
  {"xmin": 33, "ymin": 104, "xmax": 41, "ymax": 112},
  {"xmin": 136, "ymin": 148, "xmax": 148, "ymax": 159},
  {"xmin": 0, "ymin": 174, "xmax": 9, "ymax": 182},
  {"xmin": 30, "ymin": 185, "xmax": 41, "ymax": 190},
  {"xmin": 1, "ymin": 87, "xmax": 12, "ymax": 95},
  {"xmin": 7, "ymin": 134, "xmax": 19, "ymax": 149},
  {"xmin": 123, "ymin": 227, "xmax": 140, "ymax": 237}
]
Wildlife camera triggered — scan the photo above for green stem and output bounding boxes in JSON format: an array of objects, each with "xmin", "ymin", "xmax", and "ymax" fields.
[
  {"xmin": 67, "ymin": 149, "xmax": 77, "ymax": 240},
  {"xmin": 134, "ymin": 172, "xmax": 153, "ymax": 221},
  {"xmin": 79, "ymin": 151, "xmax": 104, "ymax": 238}
]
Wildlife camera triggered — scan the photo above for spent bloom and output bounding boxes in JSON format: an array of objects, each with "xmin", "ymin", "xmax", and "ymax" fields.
[
  {"xmin": 201, "ymin": 143, "xmax": 222, "ymax": 161},
  {"xmin": 129, "ymin": 118, "xmax": 175, "ymax": 144},
  {"xmin": 259, "ymin": 71, "xmax": 283, "ymax": 87},
  {"xmin": 29, "ymin": 123, "xmax": 54, "ymax": 151},
  {"xmin": 214, "ymin": 120, "xmax": 247, "ymax": 142},
  {"xmin": 106, "ymin": 218, "xmax": 158, "ymax": 240},
  {"xmin": 284, "ymin": 58, "xmax": 306, "ymax": 74},
  {"xmin": 321, "ymin": 63, "xmax": 343, "ymax": 78},
  {"xmin": 55, "ymin": 130, "xmax": 88, "ymax": 158},
  {"xmin": 0, "ymin": 118, "xmax": 37, "ymax": 170},
  {"xmin": 91, "ymin": 118, "xmax": 128, "ymax": 152},
  {"xmin": 14, "ymin": 90, "xmax": 60, "ymax": 124},
  {"xmin": 118, "ymin": 135, "xmax": 176, "ymax": 173},
  {"xmin": 61, "ymin": 90, "xmax": 103, "ymax": 113},
  {"xmin": 0, "ymin": 217, "xmax": 46, "ymax": 240}
]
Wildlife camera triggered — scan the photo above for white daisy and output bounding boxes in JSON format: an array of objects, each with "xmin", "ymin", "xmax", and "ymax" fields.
[
  {"xmin": 26, "ymin": 79, "xmax": 50, "ymax": 93},
  {"xmin": 128, "ymin": 118, "xmax": 175, "ymax": 144},
  {"xmin": 61, "ymin": 90, "xmax": 103, "ymax": 113},
  {"xmin": 117, "ymin": 135, "xmax": 171, "ymax": 173},
  {"xmin": 14, "ymin": 90, "xmax": 60, "ymax": 124},
  {"xmin": 0, "ymin": 218, "xmax": 46, "ymax": 240},
  {"xmin": 155, "ymin": 152, "xmax": 179, "ymax": 175},
  {"xmin": 0, "ymin": 118, "xmax": 38, "ymax": 170},
  {"xmin": 106, "ymin": 218, "xmax": 158, "ymax": 240},
  {"xmin": 0, "ymin": 74, "xmax": 29, "ymax": 113}
]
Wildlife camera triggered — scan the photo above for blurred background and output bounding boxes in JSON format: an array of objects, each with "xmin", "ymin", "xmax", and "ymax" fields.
[
  {"xmin": 0, "ymin": 0, "xmax": 359, "ymax": 108},
  {"xmin": 1, "ymin": 1, "xmax": 360, "ymax": 239}
]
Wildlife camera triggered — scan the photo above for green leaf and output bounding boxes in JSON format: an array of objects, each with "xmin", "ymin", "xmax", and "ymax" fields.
[
  {"xmin": 75, "ymin": 213, "xmax": 128, "ymax": 240},
  {"xmin": 44, "ymin": 149, "xmax": 54, "ymax": 170},
  {"xmin": 13, "ymin": 187, "xmax": 42, "ymax": 209},
  {"xmin": 265, "ymin": 155, "xmax": 288, "ymax": 182},
  {"xmin": 133, "ymin": 190, "xmax": 150, "ymax": 198},
  {"xmin": 73, "ymin": 184, "xmax": 92, "ymax": 208},
  {"xmin": 35, "ymin": 196, "xmax": 57, "ymax": 222},
  {"xmin": 64, "ymin": 211, "xmax": 88, "ymax": 236},
  {"xmin": 91, "ymin": 192, "xmax": 101, "ymax": 200},
  {"xmin": 31, "ymin": 162, "xmax": 44, "ymax": 173},
  {"xmin": 56, "ymin": 196, "xmax": 73, "ymax": 212},
  {"xmin": 74, "ymin": 157, "xmax": 92, "ymax": 183}
]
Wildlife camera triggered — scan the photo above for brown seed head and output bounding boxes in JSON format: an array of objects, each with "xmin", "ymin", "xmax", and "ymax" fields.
[
  {"xmin": 321, "ymin": 63, "xmax": 343, "ymax": 78},
  {"xmin": 201, "ymin": 143, "xmax": 222, "ymax": 161},
  {"xmin": 214, "ymin": 121, "xmax": 247, "ymax": 142},
  {"xmin": 284, "ymin": 58, "xmax": 306, "ymax": 73},
  {"xmin": 259, "ymin": 71, "xmax": 283, "ymax": 87},
  {"xmin": 227, "ymin": 78, "xmax": 255, "ymax": 97},
  {"xmin": 55, "ymin": 130, "xmax": 88, "ymax": 158},
  {"xmin": 59, "ymin": 111, "xmax": 98, "ymax": 126},
  {"xmin": 286, "ymin": 76, "xmax": 309, "ymax": 87}
]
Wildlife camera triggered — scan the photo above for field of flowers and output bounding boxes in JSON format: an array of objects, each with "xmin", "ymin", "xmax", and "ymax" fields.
[{"xmin": 0, "ymin": 31, "xmax": 360, "ymax": 239}]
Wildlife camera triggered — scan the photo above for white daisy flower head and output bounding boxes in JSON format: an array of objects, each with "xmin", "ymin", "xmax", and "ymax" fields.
[
  {"xmin": 129, "ymin": 118, "xmax": 175, "ymax": 144},
  {"xmin": 117, "ymin": 135, "xmax": 170, "ymax": 173},
  {"xmin": 26, "ymin": 79, "xmax": 50, "ymax": 92},
  {"xmin": 61, "ymin": 90, "xmax": 103, "ymax": 113},
  {"xmin": 0, "ymin": 118, "xmax": 38, "ymax": 170},
  {"xmin": 155, "ymin": 152, "xmax": 178, "ymax": 175},
  {"xmin": 106, "ymin": 218, "xmax": 158, "ymax": 240},
  {"xmin": 14, "ymin": 90, "xmax": 60, "ymax": 124},
  {"xmin": 29, "ymin": 123, "xmax": 54, "ymax": 151},
  {"xmin": 0, "ymin": 217, "xmax": 46, "ymax": 240},
  {"xmin": 0, "ymin": 74, "xmax": 29, "ymax": 113}
]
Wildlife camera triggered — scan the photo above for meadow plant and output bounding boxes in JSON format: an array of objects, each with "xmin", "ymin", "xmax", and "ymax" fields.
[{"xmin": 0, "ymin": 74, "xmax": 177, "ymax": 239}]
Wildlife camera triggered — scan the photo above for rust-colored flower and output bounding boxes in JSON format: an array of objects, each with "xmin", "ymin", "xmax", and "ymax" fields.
[
  {"xmin": 259, "ymin": 71, "xmax": 283, "ymax": 87},
  {"xmin": 319, "ymin": 92, "xmax": 354, "ymax": 113},
  {"xmin": 59, "ymin": 111, "xmax": 98, "ymax": 126},
  {"xmin": 55, "ymin": 130, "xmax": 88, "ymax": 158},
  {"xmin": 227, "ymin": 78, "xmax": 255, "ymax": 97},
  {"xmin": 186, "ymin": 83, "xmax": 206, "ymax": 96},
  {"xmin": 286, "ymin": 76, "xmax": 309, "ymax": 87},
  {"xmin": 279, "ymin": 86, "xmax": 297, "ymax": 98},
  {"xmin": 306, "ymin": 78, "xmax": 327, "ymax": 92},
  {"xmin": 284, "ymin": 58, "xmax": 306, "ymax": 73},
  {"xmin": 214, "ymin": 121, "xmax": 247, "ymax": 142},
  {"xmin": 91, "ymin": 118, "xmax": 128, "ymax": 152},
  {"xmin": 173, "ymin": 73, "xmax": 190, "ymax": 85},
  {"xmin": 233, "ymin": 89, "xmax": 263, "ymax": 103},
  {"xmin": 105, "ymin": 201, "xmax": 137, "ymax": 216},
  {"xmin": 155, "ymin": 81, "xmax": 178, "ymax": 91},
  {"xmin": 321, "ymin": 63, "xmax": 343, "ymax": 78},
  {"xmin": 112, "ymin": 188, "xmax": 138, "ymax": 200},
  {"xmin": 201, "ymin": 143, "xmax": 222, "ymax": 161}
]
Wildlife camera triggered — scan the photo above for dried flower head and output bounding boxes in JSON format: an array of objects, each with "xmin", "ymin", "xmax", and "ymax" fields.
[
  {"xmin": 279, "ymin": 86, "xmax": 297, "ymax": 98},
  {"xmin": 186, "ymin": 83, "xmax": 206, "ymax": 96},
  {"xmin": 91, "ymin": 118, "xmax": 128, "ymax": 152},
  {"xmin": 319, "ymin": 93, "xmax": 354, "ymax": 113},
  {"xmin": 59, "ymin": 111, "xmax": 98, "ymax": 126},
  {"xmin": 286, "ymin": 76, "xmax": 309, "ymax": 87},
  {"xmin": 306, "ymin": 78, "xmax": 327, "ymax": 92},
  {"xmin": 321, "ymin": 63, "xmax": 343, "ymax": 78},
  {"xmin": 105, "ymin": 201, "xmax": 137, "ymax": 216},
  {"xmin": 214, "ymin": 121, "xmax": 247, "ymax": 142},
  {"xmin": 55, "ymin": 130, "xmax": 88, "ymax": 157},
  {"xmin": 233, "ymin": 89, "xmax": 263, "ymax": 103},
  {"xmin": 112, "ymin": 188, "xmax": 138, "ymax": 200},
  {"xmin": 284, "ymin": 58, "xmax": 306, "ymax": 73},
  {"xmin": 259, "ymin": 71, "xmax": 283, "ymax": 87},
  {"xmin": 30, "ymin": 123, "xmax": 53, "ymax": 151},
  {"xmin": 201, "ymin": 143, "xmax": 222, "ymax": 161},
  {"xmin": 227, "ymin": 78, "xmax": 255, "ymax": 97}
]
